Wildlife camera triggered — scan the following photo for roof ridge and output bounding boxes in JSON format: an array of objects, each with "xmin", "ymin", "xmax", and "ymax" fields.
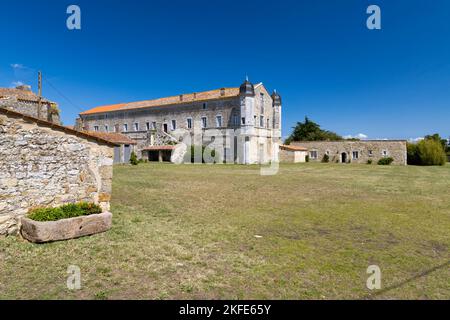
[{"xmin": 80, "ymin": 86, "xmax": 240, "ymax": 115}]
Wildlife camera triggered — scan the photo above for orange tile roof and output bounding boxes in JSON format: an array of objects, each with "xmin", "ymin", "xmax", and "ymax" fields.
[
  {"xmin": 80, "ymin": 87, "xmax": 240, "ymax": 115},
  {"xmin": 280, "ymin": 145, "xmax": 308, "ymax": 152},
  {"xmin": 142, "ymin": 145, "xmax": 177, "ymax": 151}
]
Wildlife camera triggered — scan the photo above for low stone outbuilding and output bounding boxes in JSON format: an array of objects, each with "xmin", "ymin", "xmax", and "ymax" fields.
[
  {"xmin": 290, "ymin": 140, "xmax": 407, "ymax": 165},
  {"xmin": 0, "ymin": 107, "xmax": 116, "ymax": 236},
  {"xmin": 88, "ymin": 132, "xmax": 137, "ymax": 164},
  {"xmin": 279, "ymin": 145, "xmax": 308, "ymax": 163}
]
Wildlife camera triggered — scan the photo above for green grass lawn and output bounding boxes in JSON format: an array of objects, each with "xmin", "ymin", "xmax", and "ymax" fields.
[{"xmin": 1, "ymin": 163, "xmax": 449, "ymax": 299}]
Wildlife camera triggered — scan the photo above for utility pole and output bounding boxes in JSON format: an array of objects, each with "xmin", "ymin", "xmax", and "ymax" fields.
[{"xmin": 38, "ymin": 71, "xmax": 42, "ymax": 119}]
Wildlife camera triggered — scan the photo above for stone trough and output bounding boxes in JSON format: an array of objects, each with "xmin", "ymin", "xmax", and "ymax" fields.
[{"xmin": 20, "ymin": 212, "xmax": 112, "ymax": 243}]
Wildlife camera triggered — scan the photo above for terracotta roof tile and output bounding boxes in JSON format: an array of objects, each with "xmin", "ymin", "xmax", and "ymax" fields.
[
  {"xmin": 142, "ymin": 145, "xmax": 177, "ymax": 151},
  {"xmin": 280, "ymin": 145, "xmax": 308, "ymax": 151},
  {"xmin": 80, "ymin": 87, "xmax": 240, "ymax": 115}
]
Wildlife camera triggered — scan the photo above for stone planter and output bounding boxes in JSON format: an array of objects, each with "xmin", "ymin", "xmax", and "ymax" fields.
[{"xmin": 20, "ymin": 212, "xmax": 112, "ymax": 243}]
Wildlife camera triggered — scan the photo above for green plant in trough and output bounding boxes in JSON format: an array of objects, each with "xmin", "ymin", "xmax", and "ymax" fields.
[
  {"xmin": 28, "ymin": 202, "xmax": 102, "ymax": 222},
  {"xmin": 378, "ymin": 157, "xmax": 394, "ymax": 165},
  {"xmin": 129, "ymin": 152, "xmax": 138, "ymax": 165}
]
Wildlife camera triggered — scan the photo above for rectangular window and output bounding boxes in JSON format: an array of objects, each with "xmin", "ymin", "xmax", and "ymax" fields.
[
  {"xmin": 233, "ymin": 114, "xmax": 239, "ymax": 126},
  {"xmin": 216, "ymin": 115, "xmax": 222, "ymax": 128},
  {"xmin": 171, "ymin": 120, "xmax": 177, "ymax": 130},
  {"xmin": 134, "ymin": 123, "xmax": 139, "ymax": 131},
  {"xmin": 201, "ymin": 117, "xmax": 207, "ymax": 128},
  {"xmin": 146, "ymin": 122, "xmax": 150, "ymax": 131},
  {"xmin": 94, "ymin": 126, "xmax": 99, "ymax": 132},
  {"xmin": 352, "ymin": 151, "xmax": 359, "ymax": 160},
  {"xmin": 203, "ymin": 103, "xmax": 207, "ymax": 110},
  {"xmin": 259, "ymin": 116, "xmax": 264, "ymax": 128},
  {"xmin": 104, "ymin": 125, "xmax": 109, "ymax": 132},
  {"xmin": 260, "ymin": 93, "xmax": 265, "ymax": 114},
  {"xmin": 267, "ymin": 118, "xmax": 270, "ymax": 128},
  {"xmin": 368, "ymin": 150, "xmax": 373, "ymax": 157},
  {"xmin": 382, "ymin": 150, "xmax": 388, "ymax": 157},
  {"xmin": 123, "ymin": 124, "xmax": 128, "ymax": 132},
  {"xmin": 187, "ymin": 118, "xmax": 192, "ymax": 129},
  {"xmin": 152, "ymin": 122, "xmax": 157, "ymax": 130},
  {"xmin": 310, "ymin": 151, "xmax": 318, "ymax": 160},
  {"xmin": 241, "ymin": 117, "xmax": 246, "ymax": 125}
]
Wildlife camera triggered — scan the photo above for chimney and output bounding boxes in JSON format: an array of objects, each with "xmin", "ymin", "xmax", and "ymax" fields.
[
  {"xmin": 220, "ymin": 88, "xmax": 225, "ymax": 96},
  {"xmin": 179, "ymin": 94, "xmax": 184, "ymax": 101},
  {"xmin": 16, "ymin": 85, "xmax": 32, "ymax": 91},
  {"xmin": 193, "ymin": 92, "xmax": 197, "ymax": 99}
]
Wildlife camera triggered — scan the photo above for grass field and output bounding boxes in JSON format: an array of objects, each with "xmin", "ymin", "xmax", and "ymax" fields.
[{"xmin": 1, "ymin": 163, "xmax": 449, "ymax": 299}]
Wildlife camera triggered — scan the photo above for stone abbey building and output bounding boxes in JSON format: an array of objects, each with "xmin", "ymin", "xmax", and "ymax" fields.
[{"xmin": 77, "ymin": 80, "xmax": 282, "ymax": 164}]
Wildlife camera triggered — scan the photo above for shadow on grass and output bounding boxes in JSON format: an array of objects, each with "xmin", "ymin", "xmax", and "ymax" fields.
[{"xmin": 362, "ymin": 260, "xmax": 450, "ymax": 299}]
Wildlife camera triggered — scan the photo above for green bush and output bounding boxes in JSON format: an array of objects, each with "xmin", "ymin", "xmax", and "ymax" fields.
[
  {"xmin": 130, "ymin": 152, "xmax": 138, "ymax": 165},
  {"xmin": 367, "ymin": 159, "xmax": 373, "ymax": 165},
  {"xmin": 408, "ymin": 139, "xmax": 446, "ymax": 166},
  {"xmin": 305, "ymin": 155, "xmax": 309, "ymax": 163},
  {"xmin": 28, "ymin": 202, "xmax": 102, "ymax": 222},
  {"xmin": 322, "ymin": 154, "xmax": 330, "ymax": 163},
  {"xmin": 184, "ymin": 145, "xmax": 218, "ymax": 163},
  {"xmin": 378, "ymin": 157, "xmax": 394, "ymax": 165}
]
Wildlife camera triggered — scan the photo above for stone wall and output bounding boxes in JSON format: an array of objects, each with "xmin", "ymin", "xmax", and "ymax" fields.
[
  {"xmin": 0, "ymin": 112, "xmax": 114, "ymax": 236},
  {"xmin": 291, "ymin": 140, "xmax": 407, "ymax": 165},
  {"xmin": 279, "ymin": 150, "xmax": 307, "ymax": 163},
  {"xmin": 1, "ymin": 98, "xmax": 60, "ymax": 124}
]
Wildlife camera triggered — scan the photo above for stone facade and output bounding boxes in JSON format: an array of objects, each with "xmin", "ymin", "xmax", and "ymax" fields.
[
  {"xmin": 279, "ymin": 145, "xmax": 308, "ymax": 163},
  {"xmin": 0, "ymin": 86, "xmax": 60, "ymax": 124},
  {"xmin": 77, "ymin": 81, "xmax": 282, "ymax": 164},
  {"xmin": 0, "ymin": 108, "xmax": 115, "ymax": 236},
  {"xmin": 291, "ymin": 140, "xmax": 407, "ymax": 165}
]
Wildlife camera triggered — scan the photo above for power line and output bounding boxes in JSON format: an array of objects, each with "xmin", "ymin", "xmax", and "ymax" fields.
[{"xmin": 42, "ymin": 76, "xmax": 84, "ymax": 113}]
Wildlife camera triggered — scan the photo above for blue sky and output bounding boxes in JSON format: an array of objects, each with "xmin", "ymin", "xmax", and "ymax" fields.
[{"xmin": 0, "ymin": 0, "xmax": 449, "ymax": 140}]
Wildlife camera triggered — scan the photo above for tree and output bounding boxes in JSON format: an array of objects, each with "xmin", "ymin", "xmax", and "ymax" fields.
[
  {"xmin": 408, "ymin": 139, "xmax": 446, "ymax": 166},
  {"xmin": 424, "ymin": 134, "xmax": 447, "ymax": 150},
  {"xmin": 129, "ymin": 152, "xmax": 138, "ymax": 166},
  {"xmin": 285, "ymin": 117, "xmax": 342, "ymax": 144}
]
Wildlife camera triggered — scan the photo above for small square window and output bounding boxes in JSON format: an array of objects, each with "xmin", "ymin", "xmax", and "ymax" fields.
[
  {"xmin": 171, "ymin": 120, "xmax": 177, "ymax": 130},
  {"xmin": 352, "ymin": 151, "xmax": 359, "ymax": 160},
  {"xmin": 187, "ymin": 118, "xmax": 192, "ymax": 129},
  {"xmin": 146, "ymin": 122, "xmax": 150, "ymax": 131},
  {"xmin": 152, "ymin": 122, "xmax": 157, "ymax": 130},
  {"xmin": 94, "ymin": 126, "xmax": 99, "ymax": 132},
  {"xmin": 310, "ymin": 151, "xmax": 318, "ymax": 160},
  {"xmin": 134, "ymin": 123, "xmax": 139, "ymax": 131},
  {"xmin": 123, "ymin": 124, "xmax": 128, "ymax": 132},
  {"xmin": 201, "ymin": 117, "xmax": 207, "ymax": 128},
  {"xmin": 368, "ymin": 150, "xmax": 373, "ymax": 157},
  {"xmin": 203, "ymin": 103, "xmax": 207, "ymax": 110}
]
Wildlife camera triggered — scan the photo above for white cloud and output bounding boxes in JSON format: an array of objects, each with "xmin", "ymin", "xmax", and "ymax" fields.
[
  {"xmin": 408, "ymin": 137, "xmax": 424, "ymax": 142},
  {"xmin": 344, "ymin": 133, "xmax": 368, "ymax": 140},
  {"xmin": 10, "ymin": 63, "xmax": 25, "ymax": 69}
]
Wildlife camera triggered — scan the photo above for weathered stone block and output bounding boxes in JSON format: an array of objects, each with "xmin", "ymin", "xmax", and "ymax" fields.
[{"xmin": 20, "ymin": 212, "xmax": 112, "ymax": 243}]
